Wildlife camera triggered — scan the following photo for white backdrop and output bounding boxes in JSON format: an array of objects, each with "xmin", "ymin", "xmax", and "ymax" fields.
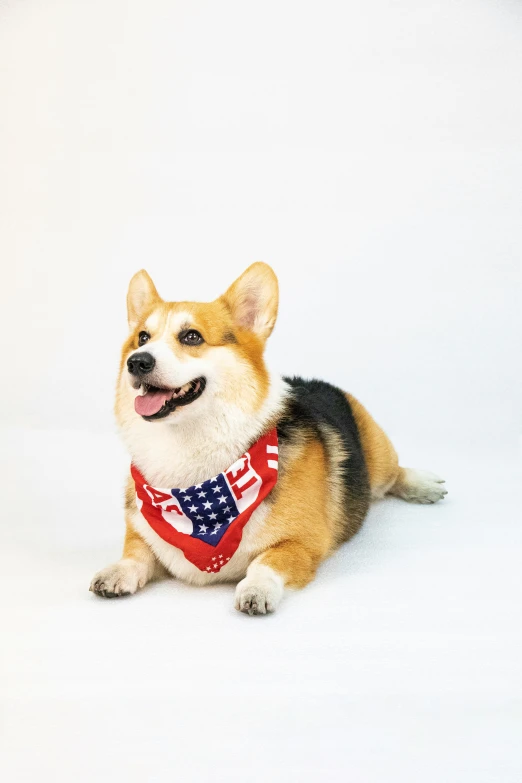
[
  {"xmin": 1, "ymin": 0, "xmax": 521, "ymax": 446},
  {"xmin": 1, "ymin": 2, "xmax": 521, "ymax": 782}
]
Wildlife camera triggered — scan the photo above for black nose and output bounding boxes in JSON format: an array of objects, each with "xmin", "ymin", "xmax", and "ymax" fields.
[{"xmin": 127, "ymin": 351, "xmax": 156, "ymax": 376}]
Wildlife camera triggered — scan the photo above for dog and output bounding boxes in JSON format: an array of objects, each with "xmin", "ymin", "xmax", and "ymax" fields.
[{"xmin": 90, "ymin": 263, "xmax": 447, "ymax": 614}]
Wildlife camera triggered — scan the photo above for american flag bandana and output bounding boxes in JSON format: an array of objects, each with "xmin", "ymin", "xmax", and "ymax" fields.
[{"xmin": 131, "ymin": 429, "xmax": 279, "ymax": 573}]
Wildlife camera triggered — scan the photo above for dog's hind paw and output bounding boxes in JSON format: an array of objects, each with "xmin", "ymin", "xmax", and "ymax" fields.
[{"xmin": 391, "ymin": 468, "xmax": 448, "ymax": 504}]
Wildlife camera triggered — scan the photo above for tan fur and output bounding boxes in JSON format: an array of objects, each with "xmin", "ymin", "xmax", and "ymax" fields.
[
  {"xmin": 387, "ymin": 467, "xmax": 412, "ymax": 498},
  {"xmin": 122, "ymin": 479, "xmax": 165, "ymax": 579},
  {"xmin": 122, "ymin": 518, "xmax": 160, "ymax": 579},
  {"xmin": 126, "ymin": 269, "xmax": 161, "ymax": 330},
  {"xmin": 347, "ymin": 394, "xmax": 400, "ymax": 499},
  {"xmin": 251, "ymin": 439, "xmax": 331, "ymax": 587},
  {"xmin": 221, "ymin": 262, "xmax": 279, "ymax": 340}
]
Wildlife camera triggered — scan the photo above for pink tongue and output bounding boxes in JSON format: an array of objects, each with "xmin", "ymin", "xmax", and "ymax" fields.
[{"xmin": 135, "ymin": 389, "xmax": 173, "ymax": 417}]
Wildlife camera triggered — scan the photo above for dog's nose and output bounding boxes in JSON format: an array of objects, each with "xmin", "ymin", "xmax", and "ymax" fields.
[{"xmin": 127, "ymin": 351, "xmax": 156, "ymax": 376}]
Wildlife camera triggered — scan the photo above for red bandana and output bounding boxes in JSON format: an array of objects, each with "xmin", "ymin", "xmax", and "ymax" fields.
[{"xmin": 131, "ymin": 429, "xmax": 279, "ymax": 573}]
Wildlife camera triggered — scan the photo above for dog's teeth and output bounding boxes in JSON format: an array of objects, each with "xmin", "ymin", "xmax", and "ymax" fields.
[{"xmin": 167, "ymin": 379, "xmax": 199, "ymax": 400}]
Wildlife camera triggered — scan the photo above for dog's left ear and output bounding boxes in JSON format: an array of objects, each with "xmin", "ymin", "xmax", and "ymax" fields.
[
  {"xmin": 220, "ymin": 262, "xmax": 279, "ymax": 341},
  {"xmin": 127, "ymin": 270, "xmax": 161, "ymax": 330}
]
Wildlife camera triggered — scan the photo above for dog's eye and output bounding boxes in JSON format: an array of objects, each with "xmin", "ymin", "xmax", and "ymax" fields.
[
  {"xmin": 179, "ymin": 329, "xmax": 204, "ymax": 346},
  {"xmin": 138, "ymin": 331, "xmax": 150, "ymax": 346}
]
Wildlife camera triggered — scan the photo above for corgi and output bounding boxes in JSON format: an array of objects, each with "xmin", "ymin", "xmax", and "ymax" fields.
[{"xmin": 90, "ymin": 263, "xmax": 447, "ymax": 615}]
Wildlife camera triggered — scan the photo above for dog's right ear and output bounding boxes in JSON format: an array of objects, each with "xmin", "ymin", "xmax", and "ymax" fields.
[{"xmin": 127, "ymin": 270, "xmax": 161, "ymax": 330}]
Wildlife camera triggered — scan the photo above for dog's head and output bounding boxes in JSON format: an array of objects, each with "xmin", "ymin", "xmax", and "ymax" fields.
[{"xmin": 116, "ymin": 263, "xmax": 279, "ymax": 426}]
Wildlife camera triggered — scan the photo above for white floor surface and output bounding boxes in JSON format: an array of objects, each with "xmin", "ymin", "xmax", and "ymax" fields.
[{"xmin": 1, "ymin": 428, "xmax": 520, "ymax": 782}]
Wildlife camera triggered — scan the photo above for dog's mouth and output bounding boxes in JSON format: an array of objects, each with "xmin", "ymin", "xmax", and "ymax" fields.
[{"xmin": 134, "ymin": 377, "xmax": 206, "ymax": 420}]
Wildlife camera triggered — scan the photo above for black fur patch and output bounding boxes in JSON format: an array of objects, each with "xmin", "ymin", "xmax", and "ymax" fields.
[{"xmin": 278, "ymin": 376, "xmax": 370, "ymax": 542}]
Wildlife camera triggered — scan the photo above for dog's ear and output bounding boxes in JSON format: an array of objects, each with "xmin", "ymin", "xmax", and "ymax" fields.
[
  {"xmin": 220, "ymin": 262, "xmax": 279, "ymax": 341},
  {"xmin": 127, "ymin": 270, "xmax": 161, "ymax": 330}
]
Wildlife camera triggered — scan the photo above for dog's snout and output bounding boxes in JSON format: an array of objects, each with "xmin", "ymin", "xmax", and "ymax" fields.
[{"xmin": 127, "ymin": 351, "xmax": 156, "ymax": 376}]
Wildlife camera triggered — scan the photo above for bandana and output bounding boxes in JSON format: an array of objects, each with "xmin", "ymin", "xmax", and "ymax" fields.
[{"xmin": 131, "ymin": 429, "xmax": 279, "ymax": 573}]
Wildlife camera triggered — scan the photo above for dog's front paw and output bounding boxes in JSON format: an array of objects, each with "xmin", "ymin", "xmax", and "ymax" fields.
[
  {"xmin": 235, "ymin": 570, "xmax": 284, "ymax": 616},
  {"xmin": 90, "ymin": 559, "xmax": 146, "ymax": 598}
]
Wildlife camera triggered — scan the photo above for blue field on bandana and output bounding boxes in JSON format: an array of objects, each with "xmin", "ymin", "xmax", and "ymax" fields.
[{"xmin": 171, "ymin": 476, "xmax": 239, "ymax": 546}]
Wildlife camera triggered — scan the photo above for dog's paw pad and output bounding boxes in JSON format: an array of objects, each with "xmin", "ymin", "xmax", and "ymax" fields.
[
  {"xmin": 235, "ymin": 573, "xmax": 283, "ymax": 616},
  {"xmin": 89, "ymin": 560, "xmax": 144, "ymax": 598}
]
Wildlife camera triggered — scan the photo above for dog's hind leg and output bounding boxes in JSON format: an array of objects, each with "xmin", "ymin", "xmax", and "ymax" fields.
[
  {"xmin": 388, "ymin": 468, "xmax": 447, "ymax": 504},
  {"xmin": 346, "ymin": 393, "xmax": 447, "ymax": 504},
  {"xmin": 346, "ymin": 393, "xmax": 400, "ymax": 499}
]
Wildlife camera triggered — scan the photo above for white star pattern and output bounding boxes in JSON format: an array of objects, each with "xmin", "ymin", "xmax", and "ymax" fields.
[
  {"xmin": 169, "ymin": 464, "xmax": 249, "ymax": 553},
  {"xmin": 204, "ymin": 554, "xmax": 228, "ymax": 570}
]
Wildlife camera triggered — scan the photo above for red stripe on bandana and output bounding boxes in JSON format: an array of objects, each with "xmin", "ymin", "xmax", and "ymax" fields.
[{"xmin": 131, "ymin": 429, "xmax": 279, "ymax": 573}]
